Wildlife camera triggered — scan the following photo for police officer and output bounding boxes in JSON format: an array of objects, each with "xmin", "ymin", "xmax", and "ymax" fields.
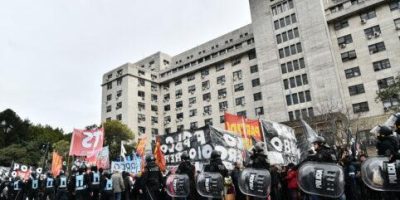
[
  {"xmin": 43, "ymin": 172, "xmax": 55, "ymax": 200},
  {"xmin": 26, "ymin": 172, "xmax": 40, "ymax": 200},
  {"xmin": 88, "ymin": 166, "xmax": 101, "ymax": 200},
  {"xmin": 139, "ymin": 154, "xmax": 163, "ymax": 200},
  {"xmin": 204, "ymin": 150, "xmax": 228, "ymax": 177},
  {"xmin": 376, "ymin": 125, "xmax": 400, "ymax": 162},
  {"xmin": 100, "ymin": 171, "xmax": 113, "ymax": 200},
  {"xmin": 73, "ymin": 165, "xmax": 89, "ymax": 200},
  {"xmin": 309, "ymin": 136, "xmax": 337, "ymax": 163},
  {"xmin": 67, "ymin": 166, "xmax": 78, "ymax": 200},
  {"xmin": 248, "ymin": 142, "xmax": 270, "ymax": 169},
  {"xmin": 175, "ymin": 152, "xmax": 199, "ymax": 200},
  {"xmin": 55, "ymin": 170, "xmax": 68, "ymax": 200},
  {"xmin": 11, "ymin": 176, "xmax": 24, "ymax": 200}
]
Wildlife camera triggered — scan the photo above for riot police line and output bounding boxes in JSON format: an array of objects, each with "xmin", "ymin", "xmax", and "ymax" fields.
[{"xmin": 1, "ymin": 115, "xmax": 400, "ymax": 200}]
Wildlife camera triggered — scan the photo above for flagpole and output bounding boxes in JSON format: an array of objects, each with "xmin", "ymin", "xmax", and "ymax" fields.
[
  {"xmin": 241, "ymin": 116, "xmax": 248, "ymax": 148},
  {"xmin": 259, "ymin": 118, "xmax": 268, "ymax": 150}
]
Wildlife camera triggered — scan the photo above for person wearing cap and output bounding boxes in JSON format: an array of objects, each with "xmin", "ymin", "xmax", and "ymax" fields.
[{"xmin": 139, "ymin": 153, "xmax": 163, "ymax": 200}]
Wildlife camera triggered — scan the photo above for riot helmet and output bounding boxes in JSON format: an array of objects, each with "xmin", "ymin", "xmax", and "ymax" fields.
[
  {"xmin": 31, "ymin": 171, "xmax": 37, "ymax": 178},
  {"xmin": 181, "ymin": 152, "xmax": 190, "ymax": 161},
  {"xmin": 378, "ymin": 125, "xmax": 393, "ymax": 136},
  {"xmin": 91, "ymin": 165, "xmax": 98, "ymax": 172},
  {"xmin": 145, "ymin": 153, "xmax": 155, "ymax": 163},
  {"xmin": 59, "ymin": 170, "xmax": 65, "ymax": 176},
  {"xmin": 210, "ymin": 150, "xmax": 221, "ymax": 161}
]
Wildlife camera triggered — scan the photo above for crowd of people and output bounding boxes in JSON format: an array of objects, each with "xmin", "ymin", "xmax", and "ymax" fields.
[{"xmin": 1, "ymin": 121, "xmax": 399, "ymax": 200}]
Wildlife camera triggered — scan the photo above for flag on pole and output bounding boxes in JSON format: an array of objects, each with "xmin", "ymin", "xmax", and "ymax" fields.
[
  {"xmin": 154, "ymin": 137, "xmax": 166, "ymax": 172},
  {"xmin": 136, "ymin": 136, "xmax": 147, "ymax": 157},
  {"xmin": 120, "ymin": 141, "xmax": 127, "ymax": 161},
  {"xmin": 51, "ymin": 152, "xmax": 63, "ymax": 176}
]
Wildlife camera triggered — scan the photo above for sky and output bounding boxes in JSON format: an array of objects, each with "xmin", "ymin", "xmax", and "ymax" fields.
[{"xmin": 0, "ymin": 0, "xmax": 252, "ymax": 133}]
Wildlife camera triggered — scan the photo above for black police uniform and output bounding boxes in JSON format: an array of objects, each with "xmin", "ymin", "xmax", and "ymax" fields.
[
  {"xmin": 56, "ymin": 174, "xmax": 68, "ymax": 200},
  {"xmin": 140, "ymin": 160, "xmax": 163, "ymax": 200},
  {"xmin": 72, "ymin": 171, "xmax": 89, "ymax": 200},
  {"xmin": 88, "ymin": 170, "xmax": 101, "ymax": 200},
  {"xmin": 26, "ymin": 175, "xmax": 40, "ymax": 200},
  {"xmin": 176, "ymin": 158, "xmax": 200, "ymax": 200},
  {"xmin": 43, "ymin": 175, "xmax": 55, "ymax": 200},
  {"xmin": 100, "ymin": 175, "xmax": 113, "ymax": 200},
  {"xmin": 11, "ymin": 178, "xmax": 24, "ymax": 200}
]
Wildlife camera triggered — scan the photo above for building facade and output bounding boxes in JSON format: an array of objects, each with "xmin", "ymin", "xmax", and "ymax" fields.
[{"xmin": 101, "ymin": 0, "xmax": 400, "ymax": 143}]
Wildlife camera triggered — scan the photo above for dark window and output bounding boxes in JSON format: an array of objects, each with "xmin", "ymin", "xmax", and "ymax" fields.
[
  {"xmin": 116, "ymin": 102, "xmax": 123, "ymax": 110},
  {"xmin": 250, "ymin": 65, "xmax": 258, "ymax": 73},
  {"xmin": 299, "ymin": 58, "xmax": 305, "ymax": 68},
  {"xmin": 219, "ymin": 101, "xmax": 228, "ymax": 110},
  {"xmin": 299, "ymin": 91, "xmax": 305, "ymax": 103},
  {"xmin": 364, "ymin": 26, "xmax": 381, "ymax": 38},
  {"xmin": 377, "ymin": 77, "xmax": 395, "ymax": 89},
  {"xmin": 237, "ymin": 111, "xmax": 247, "ymax": 117},
  {"xmin": 281, "ymin": 64, "xmax": 287, "ymax": 74},
  {"xmin": 252, "ymin": 79, "xmax": 260, "ymax": 87},
  {"xmin": 305, "ymin": 90, "xmax": 311, "ymax": 101},
  {"xmin": 368, "ymin": 42, "xmax": 386, "ymax": 54},
  {"xmin": 344, "ymin": 67, "xmax": 361, "ymax": 79},
  {"xmin": 276, "ymin": 34, "xmax": 282, "ymax": 44},
  {"xmin": 106, "ymin": 105, "xmax": 111, "ymax": 112},
  {"xmin": 255, "ymin": 107, "xmax": 264, "ymax": 116},
  {"xmin": 254, "ymin": 92, "xmax": 262, "ymax": 101},
  {"xmin": 164, "ymin": 105, "xmax": 170, "ymax": 111},
  {"xmin": 348, "ymin": 84, "xmax": 365, "ymax": 96},
  {"xmin": 234, "ymin": 83, "xmax": 244, "ymax": 92},
  {"xmin": 289, "ymin": 77, "xmax": 296, "ymax": 88},
  {"xmin": 106, "ymin": 94, "xmax": 112, "ymax": 101},
  {"xmin": 283, "ymin": 79, "xmax": 289, "ymax": 89},
  {"xmin": 282, "ymin": 32, "xmax": 288, "ymax": 42},
  {"xmin": 389, "ymin": 0, "xmax": 400, "ymax": 11},
  {"xmin": 302, "ymin": 74, "xmax": 308, "ymax": 84},
  {"xmin": 116, "ymin": 114, "xmax": 122, "ymax": 121},
  {"xmin": 220, "ymin": 116, "xmax": 225, "ymax": 123},
  {"xmin": 288, "ymin": 111, "xmax": 294, "ymax": 121},
  {"xmin": 373, "ymin": 59, "xmax": 391, "ymax": 71},
  {"xmin": 286, "ymin": 95, "xmax": 292, "ymax": 105},
  {"xmin": 274, "ymin": 20, "xmax": 280, "ymax": 30},
  {"xmin": 353, "ymin": 102, "xmax": 369, "ymax": 113},
  {"xmin": 294, "ymin": 28, "xmax": 299, "ymax": 38},
  {"xmin": 334, "ymin": 20, "xmax": 349, "ymax": 30},
  {"xmin": 341, "ymin": 50, "xmax": 357, "ymax": 62},
  {"xmin": 203, "ymin": 93, "xmax": 211, "ymax": 101},
  {"xmin": 295, "ymin": 75, "xmax": 302, "ymax": 86},
  {"xmin": 248, "ymin": 50, "xmax": 257, "ymax": 60},
  {"xmin": 279, "ymin": 49, "xmax": 285, "ymax": 58},
  {"xmin": 337, "ymin": 34, "xmax": 353, "ymax": 46},
  {"xmin": 216, "ymin": 64, "xmax": 224, "ymax": 71},
  {"xmin": 308, "ymin": 107, "xmax": 314, "ymax": 117},
  {"xmin": 296, "ymin": 43, "xmax": 302, "ymax": 53},
  {"xmin": 107, "ymin": 82, "xmax": 112, "ymax": 90},
  {"xmin": 288, "ymin": 30, "xmax": 294, "ymax": 40},
  {"xmin": 292, "ymin": 93, "xmax": 299, "ymax": 104},
  {"xmin": 175, "ymin": 79, "xmax": 182, "ymax": 86},
  {"xmin": 287, "ymin": 62, "xmax": 294, "ymax": 72},
  {"xmin": 360, "ymin": 10, "xmax": 376, "ymax": 21},
  {"xmin": 291, "ymin": 14, "xmax": 297, "ymax": 23},
  {"xmin": 205, "ymin": 118, "xmax": 213, "ymax": 126},
  {"xmin": 235, "ymin": 97, "xmax": 245, "ymax": 106}
]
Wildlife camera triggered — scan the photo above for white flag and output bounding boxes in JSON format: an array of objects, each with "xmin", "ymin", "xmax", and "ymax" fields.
[{"xmin": 120, "ymin": 141, "xmax": 127, "ymax": 161}]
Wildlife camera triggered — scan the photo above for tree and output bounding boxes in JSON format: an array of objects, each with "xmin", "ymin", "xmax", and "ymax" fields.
[
  {"xmin": 376, "ymin": 75, "xmax": 400, "ymax": 112},
  {"xmin": 103, "ymin": 120, "xmax": 135, "ymax": 160},
  {"xmin": 53, "ymin": 140, "xmax": 70, "ymax": 156}
]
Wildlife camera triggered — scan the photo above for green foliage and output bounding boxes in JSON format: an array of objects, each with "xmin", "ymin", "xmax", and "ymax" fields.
[
  {"xmin": 376, "ymin": 75, "xmax": 400, "ymax": 112},
  {"xmin": 103, "ymin": 120, "xmax": 135, "ymax": 160},
  {"xmin": 53, "ymin": 140, "xmax": 70, "ymax": 156}
]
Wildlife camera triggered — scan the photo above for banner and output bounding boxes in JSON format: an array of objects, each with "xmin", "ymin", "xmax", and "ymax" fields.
[
  {"xmin": 10, "ymin": 163, "xmax": 43, "ymax": 180},
  {"xmin": 86, "ymin": 146, "xmax": 110, "ymax": 169},
  {"xmin": 111, "ymin": 158, "xmax": 141, "ymax": 174},
  {"xmin": 224, "ymin": 113, "xmax": 262, "ymax": 150},
  {"xmin": 299, "ymin": 120, "xmax": 319, "ymax": 162},
  {"xmin": 159, "ymin": 125, "xmax": 244, "ymax": 170},
  {"xmin": 69, "ymin": 128, "xmax": 104, "ymax": 156},
  {"xmin": 51, "ymin": 152, "xmax": 63, "ymax": 176},
  {"xmin": 136, "ymin": 136, "xmax": 147, "ymax": 157},
  {"xmin": 261, "ymin": 120, "xmax": 299, "ymax": 165}
]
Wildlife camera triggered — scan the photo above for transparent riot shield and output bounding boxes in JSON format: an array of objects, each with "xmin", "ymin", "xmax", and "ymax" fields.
[
  {"xmin": 196, "ymin": 172, "xmax": 224, "ymax": 198},
  {"xmin": 165, "ymin": 174, "xmax": 190, "ymax": 198},
  {"xmin": 238, "ymin": 168, "xmax": 271, "ymax": 198},
  {"xmin": 361, "ymin": 157, "xmax": 400, "ymax": 191},
  {"xmin": 297, "ymin": 162, "xmax": 345, "ymax": 198}
]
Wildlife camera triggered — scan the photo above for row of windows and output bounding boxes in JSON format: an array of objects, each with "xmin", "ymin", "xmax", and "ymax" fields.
[
  {"xmin": 278, "ymin": 43, "xmax": 302, "ymax": 58},
  {"xmin": 344, "ymin": 58, "xmax": 391, "ymax": 79},
  {"xmin": 353, "ymin": 102, "xmax": 369, "ymax": 113},
  {"xmin": 286, "ymin": 90, "xmax": 312, "ymax": 106},
  {"xmin": 288, "ymin": 107, "xmax": 314, "ymax": 121},
  {"xmin": 106, "ymin": 90, "xmax": 122, "ymax": 101},
  {"xmin": 276, "ymin": 27, "xmax": 299, "ymax": 44},
  {"xmin": 281, "ymin": 58, "xmax": 306, "ymax": 74},
  {"xmin": 106, "ymin": 69, "xmax": 123, "ymax": 80},
  {"xmin": 348, "ymin": 76, "xmax": 394, "ymax": 96},
  {"xmin": 271, "ymin": 0, "xmax": 294, "ymax": 16},
  {"xmin": 283, "ymin": 74, "xmax": 308, "ymax": 89},
  {"xmin": 274, "ymin": 14, "xmax": 297, "ymax": 30},
  {"xmin": 160, "ymin": 40, "xmax": 255, "ymax": 78}
]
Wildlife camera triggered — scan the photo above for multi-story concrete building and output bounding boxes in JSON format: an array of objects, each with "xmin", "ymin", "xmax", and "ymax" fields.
[{"xmin": 101, "ymin": 0, "xmax": 400, "ymax": 143}]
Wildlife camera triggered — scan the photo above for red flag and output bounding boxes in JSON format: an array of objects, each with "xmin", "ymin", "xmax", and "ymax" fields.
[
  {"xmin": 224, "ymin": 112, "xmax": 262, "ymax": 150},
  {"xmin": 69, "ymin": 128, "xmax": 104, "ymax": 156},
  {"xmin": 154, "ymin": 137, "xmax": 166, "ymax": 172},
  {"xmin": 136, "ymin": 136, "xmax": 147, "ymax": 157},
  {"xmin": 51, "ymin": 152, "xmax": 63, "ymax": 176}
]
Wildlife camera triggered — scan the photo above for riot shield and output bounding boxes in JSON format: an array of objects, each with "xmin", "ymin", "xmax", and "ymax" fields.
[
  {"xmin": 297, "ymin": 162, "xmax": 345, "ymax": 198},
  {"xmin": 196, "ymin": 172, "xmax": 224, "ymax": 198},
  {"xmin": 165, "ymin": 174, "xmax": 190, "ymax": 198},
  {"xmin": 238, "ymin": 168, "xmax": 271, "ymax": 198},
  {"xmin": 361, "ymin": 157, "xmax": 400, "ymax": 191}
]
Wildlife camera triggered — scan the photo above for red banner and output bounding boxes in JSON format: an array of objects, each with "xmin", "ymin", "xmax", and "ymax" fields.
[
  {"xmin": 69, "ymin": 128, "xmax": 104, "ymax": 156},
  {"xmin": 224, "ymin": 112, "xmax": 262, "ymax": 150},
  {"xmin": 136, "ymin": 136, "xmax": 147, "ymax": 157},
  {"xmin": 51, "ymin": 152, "xmax": 63, "ymax": 176},
  {"xmin": 86, "ymin": 146, "xmax": 110, "ymax": 169},
  {"xmin": 154, "ymin": 138, "xmax": 166, "ymax": 172}
]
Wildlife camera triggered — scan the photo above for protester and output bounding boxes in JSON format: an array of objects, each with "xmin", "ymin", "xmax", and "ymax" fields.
[
  {"xmin": 230, "ymin": 161, "xmax": 245, "ymax": 200},
  {"xmin": 285, "ymin": 163, "xmax": 298, "ymax": 200},
  {"xmin": 111, "ymin": 171, "xmax": 124, "ymax": 200}
]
